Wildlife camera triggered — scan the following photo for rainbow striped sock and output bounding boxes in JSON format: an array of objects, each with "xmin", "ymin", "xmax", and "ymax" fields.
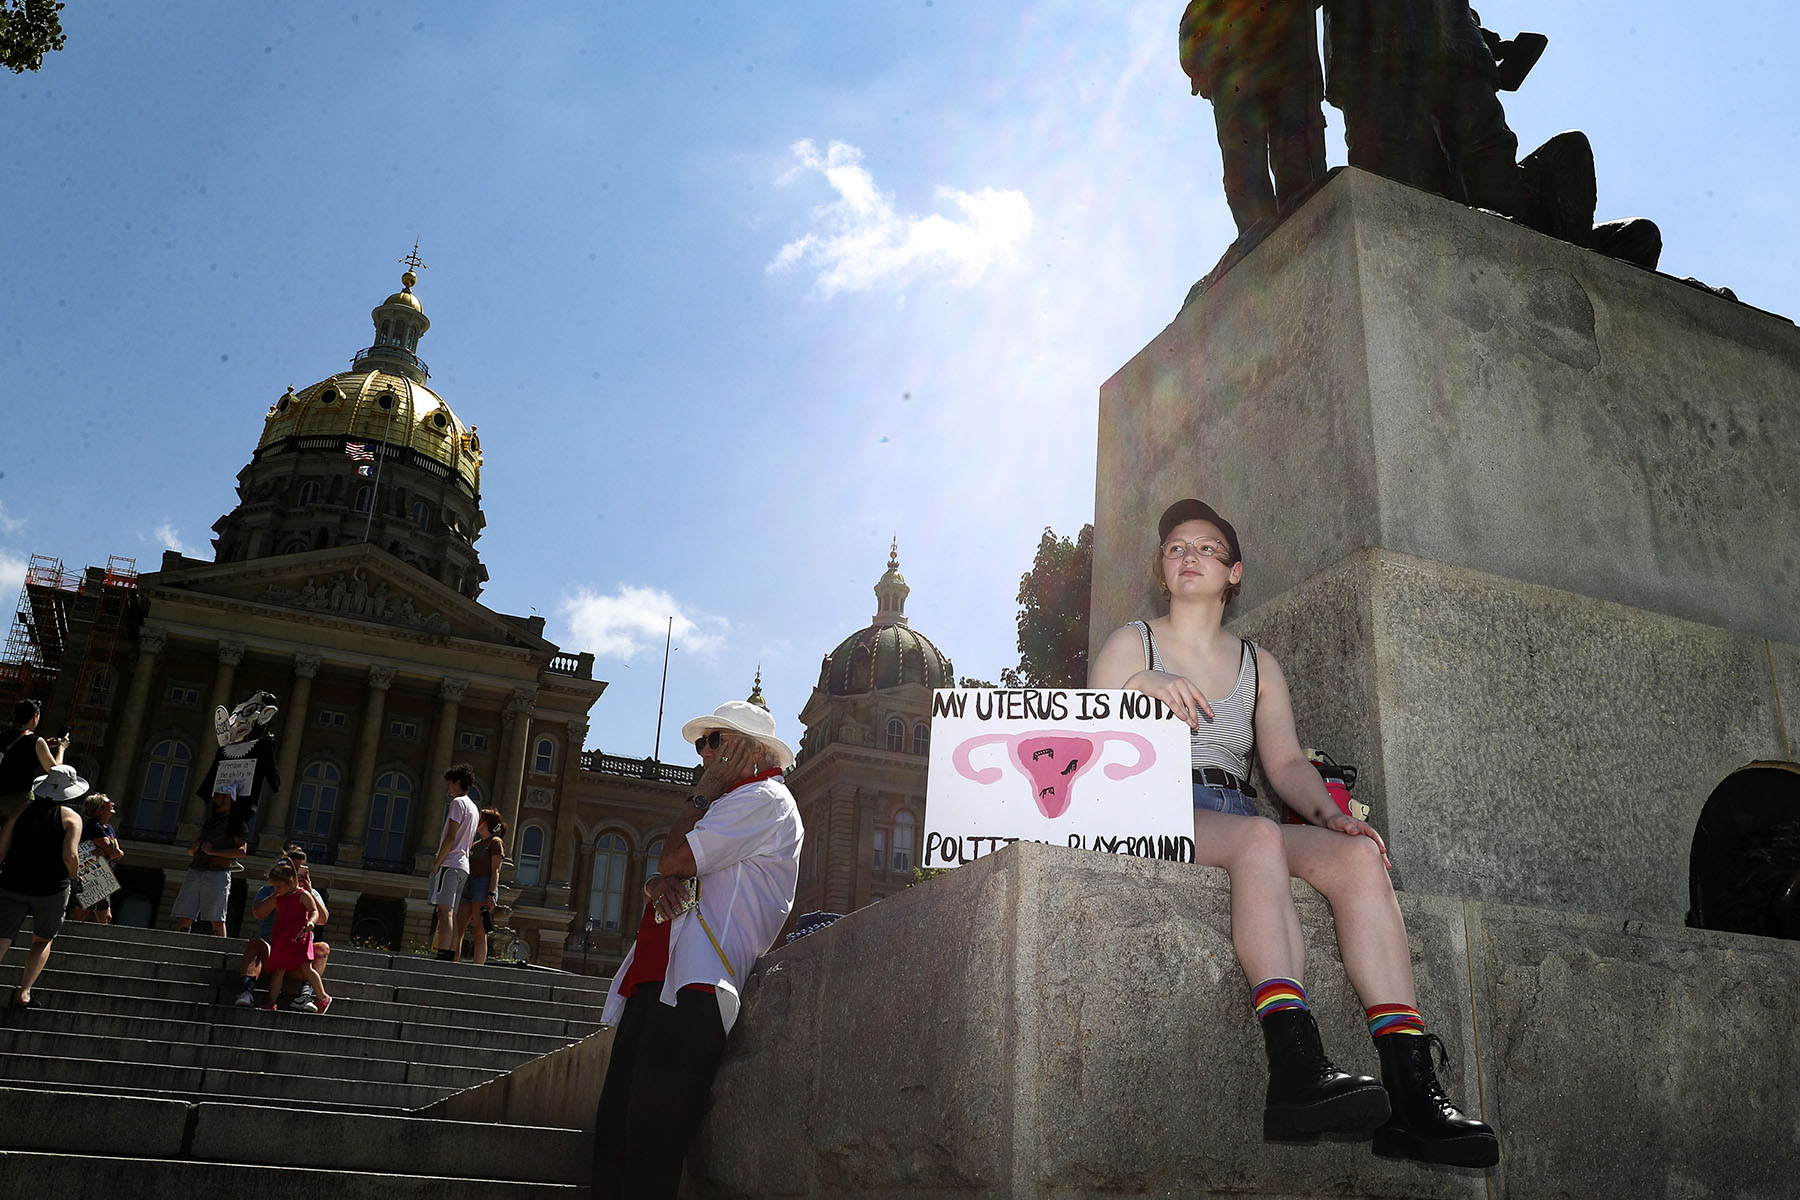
[
  {"xmin": 1252, "ymin": 977, "xmax": 1307, "ymax": 1021},
  {"xmin": 1366, "ymin": 1003, "xmax": 1426, "ymax": 1037}
]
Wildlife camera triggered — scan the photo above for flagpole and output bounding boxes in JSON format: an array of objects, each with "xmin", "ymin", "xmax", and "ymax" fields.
[
  {"xmin": 651, "ymin": 616, "xmax": 673, "ymax": 762},
  {"xmin": 361, "ymin": 396, "xmax": 400, "ymax": 544}
]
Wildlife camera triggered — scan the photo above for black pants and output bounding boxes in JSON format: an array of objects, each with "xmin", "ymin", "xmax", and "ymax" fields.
[{"xmin": 592, "ymin": 983, "xmax": 728, "ymax": 1199}]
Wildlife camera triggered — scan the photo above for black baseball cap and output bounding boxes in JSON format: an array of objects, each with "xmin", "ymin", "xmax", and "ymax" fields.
[{"xmin": 1158, "ymin": 499, "xmax": 1241, "ymax": 564}]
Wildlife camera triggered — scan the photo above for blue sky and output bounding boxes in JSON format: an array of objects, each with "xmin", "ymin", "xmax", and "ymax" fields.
[{"xmin": 4, "ymin": 2, "xmax": 1796, "ymax": 759}]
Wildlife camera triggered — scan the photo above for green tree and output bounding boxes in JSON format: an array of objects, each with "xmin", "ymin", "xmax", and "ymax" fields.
[
  {"xmin": 1, "ymin": 0, "xmax": 64, "ymax": 73},
  {"xmin": 956, "ymin": 675, "xmax": 995, "ymax": 689},
  {"xmin": 1000, "ymin": 523, "xmax": 1092, "ymax": 689}
]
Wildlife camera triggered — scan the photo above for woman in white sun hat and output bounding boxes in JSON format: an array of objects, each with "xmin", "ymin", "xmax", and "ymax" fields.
[
  {"xmin": 593, "ymin": 698, "xmax": 804, "ymax": 1198},
  {"xmin": 0, "ymin": 764, "xmax": 87, "ymax": 1009}
]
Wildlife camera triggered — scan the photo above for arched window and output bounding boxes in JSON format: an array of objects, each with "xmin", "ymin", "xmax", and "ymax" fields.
[
  {"xmin": 86, "ymin": 667, "xmax": 116, "ymax": 709},
  {"xmin": 533, "ymin": 737, "xmax": 556, "ymax": 774},
  {"xmin": 913, "ymin": 722, "xmax": 930, "ymax": 756},
  {"xmin": 589, "ymin": 833, "xmax": 630, "ymax": 932},
  {"xmin": 133, "ymin": 737, "xmax": 191, "ymax": 836},
  {"xmin": 886, "ymin": 718, "xmax": 905, "ymax": 752},
  {"xmin": 892, "ymin": 810, "xmax": 917, "ymax": 874},
  {"xmin": 646, "ymin": 836, "xmax": 666, "ymax": 875},
  {"xmin": 871, "ymin": 827, "xmax": 888, "ymax": 873},
  {"xmin": 354, "ymin": 486, "xmax": 373, "ymax": 514},
  {"xmin": 284, "ymin": 539, "xmax": 309, "ymax": 554},
  {"xmin": 298, "ymin": 481, "xmax": 321, "ymax": 506},
  {"xmin": 411, "ymin": 501, "xmax": 430, "ymax": 529},
  {"xmin": 365, "ymin": 770, "xmax": 413, "ymax": 868},
  {"xmin": 516, "ymin": 825, "xmax": 545, "ymax": 886},
  {"xmin": 291, "ymin": 759, "xmax": 341, "ymax": 850}
]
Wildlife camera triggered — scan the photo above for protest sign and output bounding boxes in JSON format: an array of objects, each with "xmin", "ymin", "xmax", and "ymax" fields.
[
  {"xmin": 212, "ymin": 756, "xmax": 257, "ymax": 798},
  {"xmin": 75, "ymin": 842, "xmax": 119, "ymax": 910},
  {"xmin": 923, "ymin": 688, "xmax": 1194, "ymax": 868}
]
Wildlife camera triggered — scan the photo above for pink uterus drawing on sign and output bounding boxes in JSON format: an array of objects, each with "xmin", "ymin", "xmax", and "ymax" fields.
[{"xmin": 951, "ymin": 731, "xmax": 1156, "ymax": 819}]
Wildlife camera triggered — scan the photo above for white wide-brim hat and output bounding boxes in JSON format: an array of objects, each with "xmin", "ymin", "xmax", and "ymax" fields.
[
  {"xmin": 32, "ymin": 764, "xmax": 91, "ymax": 803},
  {"xmin": 680, "ymin": 700, "xmax": 795, "ymax": 771}
]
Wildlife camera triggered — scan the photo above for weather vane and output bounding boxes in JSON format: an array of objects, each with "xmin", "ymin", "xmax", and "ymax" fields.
[{"xmin": 400, "ymin": 241, "xmax": 427, "ymax": 275}]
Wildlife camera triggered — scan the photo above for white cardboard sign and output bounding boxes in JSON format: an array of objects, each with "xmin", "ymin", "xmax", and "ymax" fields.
[{"xmin": 924, "ymin": 689, "xmax": 1194, "ymax": 868}]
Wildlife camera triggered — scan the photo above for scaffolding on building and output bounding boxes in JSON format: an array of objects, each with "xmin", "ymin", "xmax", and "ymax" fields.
[{"xmin": 0, "ymin": 555, "xmax": 140, "ymax": 731}]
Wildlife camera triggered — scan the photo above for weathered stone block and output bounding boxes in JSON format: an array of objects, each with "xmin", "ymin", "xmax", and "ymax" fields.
[
  {"xmin": 1094, "ymin": 168, "xmax": 1800, "ymax": 651},
  {"xmin": 689, "ymin": 843, "xmax": 1799, "ymax": 1199},
  {"xmin": 1232, "ymin": 549, "xmax": 1792, "ymax": 925}
]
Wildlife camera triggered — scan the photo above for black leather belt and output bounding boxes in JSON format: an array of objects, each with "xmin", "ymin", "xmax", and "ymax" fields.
[{"xmin": 1193, "ymin": 766, "xmax": 1257, "ymax": 798}]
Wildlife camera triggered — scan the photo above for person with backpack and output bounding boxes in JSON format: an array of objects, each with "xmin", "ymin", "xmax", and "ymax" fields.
[
  {"xmin": 1089, "ymin": 499, "xmax": 1498, "ymax": 1168},
  {"xmin": 0, "ymin": 764, "xmax": 86, "ymax": 1009}
]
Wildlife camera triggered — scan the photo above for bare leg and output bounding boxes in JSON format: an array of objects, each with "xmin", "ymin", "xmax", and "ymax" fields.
[
  {"xmin": 237, "ymin": 940, "xmax": 269, "ymax": 978},
  {"xmin": 208, "ymin": 920, "xmax": 227, "ymax": 936},
  {"xmin": 470, "ymin": 911, "xmax": 489, "ymax": 967},
  {"xmin": 1192, "ymin": 810, "xmax": 1305, "ymax": 985},
  {"xmin": 94, "ymin": 906, "xmax": 112, "ymax": 925},
  {"xmin": 175, "ymin": 918, "xmax": 194, "ymax": 931},
  {"xmin": 16, "ymin": 937, "xmax": 55, "ymax": 1002},
  {"xmin": 434, "ymin": 905, "xmax": 459, "ymax": 960},
  {"xmin": 1280, "ymin": 825, "xmax": 1416, "ymax": 1007},
  {"xmin": 297, "ymin": 960, "xmax": 330, "ymax": 1006},
  {"xmin": 313, "ymin": 942, "xmax": 330, "ymax": 983},
  {"xmin": 262, "ymin": 968, "xmax": 286, "ymax": 1008}
]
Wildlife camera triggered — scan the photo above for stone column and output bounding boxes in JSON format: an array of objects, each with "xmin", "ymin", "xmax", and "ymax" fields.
[
  {"xmin": 181, "ymin": 639, "xmax": 246, "ymax": 831},
  {"xmin": 263, "ymin": 652, "xmax": 321, "ymax": 841},
  {"xmin": 337, "ymin": 664, "xmax": 396, "ymax": 864},
  {"xmin": 106, "ymin": 628, "xmax": 166, "ymax": 793},
  {"xmin": 414, "ymin": 676, "xmax": 468, "ymax": 870},
  {"xmin": 545, "ymin": 717, "xmax": 589, "ymax": 910},
  {"xmin": 209, "ymin": 640, "xmax": 246, "ymax": 717},
  {"xmin": 494, "ymin": 686, "xmax": 537, "ymax": 845}
]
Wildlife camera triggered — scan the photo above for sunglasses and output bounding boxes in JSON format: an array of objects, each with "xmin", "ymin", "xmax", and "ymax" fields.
[{"xmin": 694, "ymin": 730, "xmax": 724, "ymax": 754}]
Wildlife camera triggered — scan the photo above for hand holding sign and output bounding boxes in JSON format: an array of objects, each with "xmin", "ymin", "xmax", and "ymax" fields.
[{"xmin": 925, "ymin": 689, "xmax": 1193, "ymax": 868}]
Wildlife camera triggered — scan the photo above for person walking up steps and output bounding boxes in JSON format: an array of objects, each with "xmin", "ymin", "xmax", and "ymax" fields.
[{"xmin": 0, "ymin": 765, "xmax": 86, "ymax": 1009}]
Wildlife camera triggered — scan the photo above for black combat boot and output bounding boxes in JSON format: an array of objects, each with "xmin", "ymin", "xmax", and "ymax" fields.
[
  {"xmin": 1371, "ymin": 1033, "xmax": 1500, "ymax": 1167},
  {"xmin": 1259, "ymin": 1008, "xmax": 1390, "ymax": 1141}
]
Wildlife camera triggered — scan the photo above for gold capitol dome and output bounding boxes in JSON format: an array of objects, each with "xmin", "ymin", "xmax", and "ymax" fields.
[{"xmin": 258, "ymin": 246, "xmax": 483, "ymax": 495}]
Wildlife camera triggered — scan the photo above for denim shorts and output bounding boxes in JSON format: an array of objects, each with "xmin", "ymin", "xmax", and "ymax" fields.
[{"xmin": 1193, "ymin": 783, "xmax": 1260, "ymax": 818}]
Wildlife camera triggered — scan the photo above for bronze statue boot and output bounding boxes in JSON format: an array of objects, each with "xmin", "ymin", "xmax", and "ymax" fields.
[
  {"xmin": 1259, "ymin": 1008, "xmax": 1390, "ymax": 1141},
  {"xmin": 1371, "ymin": 1033, "xmax": 1500, "ymax": 1167}
]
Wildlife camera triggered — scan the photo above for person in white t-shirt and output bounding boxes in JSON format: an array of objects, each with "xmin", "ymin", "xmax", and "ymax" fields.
[
  {"xmin": 593, "ymin": 699, "xmax": 803, "ymax": 1198},
  {"xmin": 429, "ymin": 763, "xmax": 481, "ymax": 963}
]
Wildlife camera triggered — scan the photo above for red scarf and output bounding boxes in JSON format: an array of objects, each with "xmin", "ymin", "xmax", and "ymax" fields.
[{"xmin": 618, "ymin": 768, "xmax": 783, "ymax": 995}]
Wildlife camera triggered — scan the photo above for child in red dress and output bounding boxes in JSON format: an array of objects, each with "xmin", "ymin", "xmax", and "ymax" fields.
[{"xmin": 249, "ymin": 861, "xmax": 331, "ymax": 1014}]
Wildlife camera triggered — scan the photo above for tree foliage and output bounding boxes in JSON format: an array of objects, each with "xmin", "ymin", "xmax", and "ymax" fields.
[
  {"xmin": 2, "ymin": 0, "xmax": 65, "ymax": 74},
  {"xmin": 1000, "ymin": 523, "xmax": 1093, "ymax": 689}
]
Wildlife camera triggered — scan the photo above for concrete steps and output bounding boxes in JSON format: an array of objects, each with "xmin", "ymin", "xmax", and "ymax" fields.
[{"xmin": 0, "ymin": 918, "xmax": 606, "ymax": 1194}]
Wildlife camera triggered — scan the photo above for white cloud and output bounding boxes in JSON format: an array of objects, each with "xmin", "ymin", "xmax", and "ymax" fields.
[
  {"xmin": 147, "ymin": 522, "xmax": 200, "ymax": 558},
  {"xmin": 558, "ymin": 584, "xmax": 728, "ymax": 662},
  {"xmin": 769, "ymin": 139, "xmax": 1033, "ymax": 297},
  {"xmin": 0, "ymin": 551, "xmax": 25, "ymax": 600},
  {"xmin": 0, "ymin": 503, "xmax": 24, "ymax": 538}
]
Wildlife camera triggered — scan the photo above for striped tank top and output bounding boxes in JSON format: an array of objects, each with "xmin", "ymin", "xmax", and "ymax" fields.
[{"xmin": 1132, "ymin": 620, "xmax": 1259, "ymax": 779}]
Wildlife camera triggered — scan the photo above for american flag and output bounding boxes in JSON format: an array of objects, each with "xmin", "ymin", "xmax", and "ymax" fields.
[{"xmin": 345, "ymin": 441, "xmax": 375, "ymax": 463}]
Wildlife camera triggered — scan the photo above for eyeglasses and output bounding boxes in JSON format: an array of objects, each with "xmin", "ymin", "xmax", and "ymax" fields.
[
  {"xmin": 1162, "ymin": 537, "xmax": 1232, "ymax": 562},
  {"xmin": 694, "ymin": 730, "xmax": 724, "ymax": 754}
]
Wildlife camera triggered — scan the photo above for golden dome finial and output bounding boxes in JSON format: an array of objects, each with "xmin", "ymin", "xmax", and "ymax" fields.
[
  {"xmin": 399, "ymin": 241, "xmax": 427, "ymax": 290},
  {"xmin": 888, "ymin": 535, "xmax": 899, "ymax": 570},
  {"xmin": 747, "ymin": 666, "xmax": 767, "ymax": 709}
]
